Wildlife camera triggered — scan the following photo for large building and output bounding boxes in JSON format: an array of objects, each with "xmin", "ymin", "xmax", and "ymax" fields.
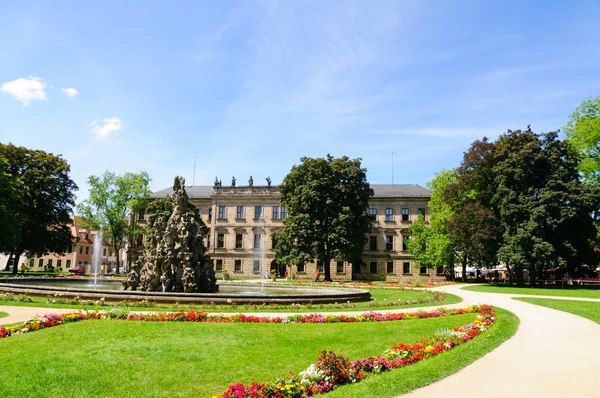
[{"xmin": 149, "ymin": 183, "xmax": 445, "ymax": 282}]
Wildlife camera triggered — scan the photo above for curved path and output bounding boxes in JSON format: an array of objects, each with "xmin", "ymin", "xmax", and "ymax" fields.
[
  {"xmin": 2, "ymin": 285, "xmax": 600, "ymax": 398},
  {"xmin": 401, "ymin": 284, "xmax": 600, "ymax": 398}
]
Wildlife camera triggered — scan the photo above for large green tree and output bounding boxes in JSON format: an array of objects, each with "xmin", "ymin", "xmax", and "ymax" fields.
[
  {"xmin": 564, "ymin": 97, "xmax": 600, "ymax": 187},
  {"xmin": 0, "ymin": 143, "xmax": 78, "ymax": 274},
  {"xmin": 406, "ymin": 169, "xmax": 457, "ymax": 280},
  {"xmin": 275, "ymin": 155, "xmax": 373, "ymax": 281},
  {"xmin": 77, "ymin": 171, "xmax": 151, "ymax": 274}
]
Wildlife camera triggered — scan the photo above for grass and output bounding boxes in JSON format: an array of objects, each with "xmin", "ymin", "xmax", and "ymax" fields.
[
  {"xmin": 0, "ymin": 312, "xmax": 7, "ymax": 319},
  {"xmin": 462, "ymin": 284, "xmax": 600, "ymax": 298},
  {"xmin": 0, "ymin": 288, "xmax": 462, "ymax": 313},
  {"xmin": 514, "ymin": 297, "xmax": 600, "ymax": 324},
  {"xmin": 0, "ymin": 308, "xmax": 517, "ymax": 398}
]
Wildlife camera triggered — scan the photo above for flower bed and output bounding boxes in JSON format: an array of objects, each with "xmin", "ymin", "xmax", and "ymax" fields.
[
  {"xmin": 218, "ymin": 305, "xmax": 496, "ymax": 397},
  {"xmin": 286, "ymin": 280, "xmax": 455, "ymax": 289}
]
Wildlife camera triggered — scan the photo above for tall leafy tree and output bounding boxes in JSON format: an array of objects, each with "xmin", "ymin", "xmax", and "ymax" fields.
[
  {"xmin": 0, "ymin": 143, "xmax": 77, "ymax": 274},
  {"xmin": 564, "ymin": 97, "xmax": 600, "ymax": 187},
  {"xmin": 275, "ymin": 155, "xmax": 373, "ymax": 281},
  {"xmin": 77, "ymin": 171, "xmax": 151, "ymax": 274},
  {"xmin": 406, "ymin": 169, "xmax": 457, "ymax": 280}
]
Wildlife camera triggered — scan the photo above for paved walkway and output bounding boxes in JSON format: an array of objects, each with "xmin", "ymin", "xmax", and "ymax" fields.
[
  {"xmin": 400, "ymin": 284, "xmax": 600, "ymax": 398},
  {"xmin": 2, "ymin": 285, "xmax": 600, "ymax": 398}
]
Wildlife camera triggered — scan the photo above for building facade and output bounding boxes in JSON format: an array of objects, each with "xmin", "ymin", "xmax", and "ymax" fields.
[{"xmin": 150, "ymin": 183, "xmax": 445, "ymax": 282}]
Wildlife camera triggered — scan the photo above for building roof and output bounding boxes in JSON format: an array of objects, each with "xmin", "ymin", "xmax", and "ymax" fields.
[{"xmin": 151, "ymin": 184, "xmax": 430, "ymax": 199}]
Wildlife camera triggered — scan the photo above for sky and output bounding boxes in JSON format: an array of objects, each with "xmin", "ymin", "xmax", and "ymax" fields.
[{"xmin": 1, "ymin": 0, "xmax": 599, "ymax": 203}]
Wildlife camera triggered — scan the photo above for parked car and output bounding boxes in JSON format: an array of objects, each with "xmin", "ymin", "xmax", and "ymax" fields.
[{"xmin": 69, "ymin": 265, "xmax": 86, "ymax": 275}]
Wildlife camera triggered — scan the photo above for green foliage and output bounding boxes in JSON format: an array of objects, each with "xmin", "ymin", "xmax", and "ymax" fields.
[
  {"xmin": 0, "ymin": 143, "xmax": 77, "ymax": 274},
  {"xmin": 564, "ymin": 96, "xmax": 600, "ymax": 187},
  {"xmin": 77, "ymin": 171, "xmax": 151, "ymax": 273},
  {"xmin": 275, "ymin": 155, "xmax": 373, "ymax": 281},
  {"xmin": 406, "ymin": 169, "xmax": 456, "ymax": 276}
]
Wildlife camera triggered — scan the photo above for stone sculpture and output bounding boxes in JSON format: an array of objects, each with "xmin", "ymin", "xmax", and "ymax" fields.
[
  {"xmin": 136, "ymin": 176, "xmax": 218, "ymax": 293},
  {"xmin": 231, "ymin": 176, "xmax": 236, "ymax": 187},
  {"xmin": 266, "ymin": 176, "xmax": 272, "ymax": 187},
  {"xmin": 248, "ymin": 176, "xmax": 254, "ymax": 187}
]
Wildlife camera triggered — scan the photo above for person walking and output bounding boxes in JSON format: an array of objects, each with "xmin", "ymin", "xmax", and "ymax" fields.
[{"xmin": 315, "ymin": 269, "xmax": 320, "ymax": 282}]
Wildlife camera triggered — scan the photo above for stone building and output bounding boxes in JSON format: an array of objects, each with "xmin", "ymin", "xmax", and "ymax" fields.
[{"xmin": 149, "ymin": 183, "xmax": 445, "ymax": 282}]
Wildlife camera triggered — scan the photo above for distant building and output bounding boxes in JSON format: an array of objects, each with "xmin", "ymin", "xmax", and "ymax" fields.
[{"xmin": 148, "ymin": 184, "xmax": 445, "ymax": 282}]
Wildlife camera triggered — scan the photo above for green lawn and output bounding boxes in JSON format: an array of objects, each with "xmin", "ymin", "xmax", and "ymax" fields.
[
  {"xmin": 462, "ymin": 284, "xmax": 600, "ymax": 298},
  {"xmin": 0, "ymin": 288, "xmax": 462, "ymax": 313},
  {"xmin": 0, "ymin": 308, "xmax": 517, "ymax": 398},
  {"xmin": 514, "ymin": 297, "xmax": 600, "ymax": 324},
  {"xmin": 0, "ymin": 312, "xmax": 7, "ymax": 319}
]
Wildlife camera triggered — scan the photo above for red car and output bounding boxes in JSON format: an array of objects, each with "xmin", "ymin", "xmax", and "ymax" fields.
[{"xmin": 68, "ymin": 265, "xmax": 86, "ymax": 275}]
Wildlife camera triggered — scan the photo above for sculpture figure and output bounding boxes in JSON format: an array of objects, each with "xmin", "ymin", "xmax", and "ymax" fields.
[
  {"xmin": 248, "ymin": 176, "xmax": 253, "ymax": 187},
  {"xmin": 266, "ymin": 176, "xmax": 272, "ymax": 187},
  {"xmin": 214, "ymin": 176, "xmax": 219, "ymax": 187},
  {"xmin": 231, "ymin": 176, "xmax": 236, "ymax": 187}
]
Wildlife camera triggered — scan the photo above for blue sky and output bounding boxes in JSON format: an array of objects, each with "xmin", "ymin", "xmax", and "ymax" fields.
[{"xmin": 1, "ymin": 0, "xmax": 599, "ymax": 202}]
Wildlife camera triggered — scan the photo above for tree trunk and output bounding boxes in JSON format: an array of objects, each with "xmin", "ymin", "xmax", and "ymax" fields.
[
  {"xmin": 4, "ymin": 252, "xmax": 13, "ymax": 271},
  {"xmin": 114, "ymin": 242, "xmax": 120, "ymax": 275},
  {"xmin": 324, "ymin": 259, "xmax": 333, "ymax": 282},
  {"xmin": 461, "ymin": 254, "xmax": 468, "ymax": 283},
  {"xmin": 11, "ymin": 250, "xmax": 22, "ymax": 275}
]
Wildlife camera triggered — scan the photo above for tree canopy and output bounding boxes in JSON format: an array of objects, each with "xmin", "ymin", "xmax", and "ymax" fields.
[
  {"xmin": 0, "ymin": 143, "xmax": 78, "ymax": 274},
  {"xmin": 275, "ymin": 155, "xmax": 373, "ymax": 281},
  {"xmin": 564, "ymin": 96, "xmax": 600, "ymax": 187},
  {"xmin": 77, "ymin": 170, "xmax": 151, "ymax": 274}
]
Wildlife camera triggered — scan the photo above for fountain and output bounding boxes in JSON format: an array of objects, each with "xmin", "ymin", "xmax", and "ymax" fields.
[{"xmin": 92, "ymin": 230, "xmax": 103, "ymax": 289}]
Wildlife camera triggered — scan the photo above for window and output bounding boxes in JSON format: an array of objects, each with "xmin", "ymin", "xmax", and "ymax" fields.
[
  {"xmin": 139, "ymin": 208, "xmax": 145, "ymax": 220},
  {"xmin": 370, "ymin": 261, "xmax": 377, "ymax": 274},
  {"xmin": 317, "ymin": 261, "xmax": 324, "ymax": 272},
  {"xmin": 385, "ymin": 208, "xmax": 393, "ymax": 221},
  {"xmin": 235, "ymin": 259, "xmax": 242, "ymax": 272},
  {"xmin": 207, "ymin": 235, "xmax": 211, "ymax": 249},
  {"xmin": 78, "ymin": 261, "xmax": 82, "ymax": 265},
  {"xmin": 402, "ymin": 236, "xmax": 408, "ymax": 251},
  {"xmin": 236, "ymin": 206, "xmax": 244, "ymax": 219},
  {"xmin": 218, "ymin": 206, "xmax": 226, "ymax": 219},
  {"xmin": 109, "ymin": 249, "xmax": 113, "ymax": 256},
  {"xmin": 84, "ymin": 261, "xmax": 88, "ymax": 265},
  {"xmin": 103, "ymin": 248, "xmax": 107, "ymax": 256},
  {"xmin": 436, "ymin": 266, "xmax": 444, "ymax": 275},
  {"xmin": 420, "ymin": 266, "xmax": 428, "ymax": 274},
  {"xmin": 57, "ymin": 259, "xmax": 62, "ymax": 268},
  {"xmin": 403, "ymin": 262, "xmax": 411, "ymax": 274},
  {"xmin": 48, "ymin": 259, "xmax": 53, "ymax": 267},
  {"xmin": 254, "ymin": 206, "xmax": 262, "ymax": 220},
  {"xmin": 235, "ymin": 233, "xmax": 243, "ymax": 249},
  {"xmin": 217, "ymin": 233, "xmax": 225, "ymax": 248},
  {"xmin": 387, "ymin": 261, "xmax": 394, "ymax": 274},
  {"xmin": 402, "ymin": 208, "xmax": 409, "ymax": 221},
  {"xmin": 369, "ymin": 208, "xmax": 377, "ymax": 220},
  {"xmin": 281, "ymin": 206, "xmax": 287, "ymax": 219},
  {"xmin": 29, "ymin": 259, "xmax": 34, "ymax": 267},
  {"xmin": 66, "ymin": 259, "xmax": 71, "ymax": 268},
  {"xmin": 385, "ymin": 236, "xmax": 393, "ymax": 251},
  {"xmin": 369, "ymin": 236, "xmax": 377, "ymax": 250},
  {"xmin": 273, "ymin": 206, "xmax": 279, "ymax": 219},
  {"xmin": 85, "ymin": 246, "xmax": 89, "ymax": 255},
  {"xmin": 417, "ymin": 208, "xmax": 426, "ymax": 217},
  {"xmin": 216, "ymin": 259, "xmax": 223, "ymax": 271},
  {"xmin": 253, "ymin": 260, "xmax": 260, "ymax": 273},
  {"xmin": 336, "ymin": 261, "xmax": 344, "ymax": 273},
  {"xmin": 254, "ymin": 233, "xmax": 262, "ymax": 249},
  {"xmin": 79, "ymin": 246, "xmax": 83, "ymax": 254},
  {"xmin": 297, "ymin": 263, "xmax": 305, "ymax": 273},
  {"xmin": 208, "ymin": 208, "xmax": 212, "ymax": 222},
  {"xmin": 68, "ymin": 245, "xmax": 73, "ymax": 253}
]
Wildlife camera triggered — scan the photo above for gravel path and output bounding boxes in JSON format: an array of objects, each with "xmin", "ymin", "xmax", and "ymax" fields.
[{"xmin": 400, "ymin": 284, "xmax": 600, "ymax": 398}]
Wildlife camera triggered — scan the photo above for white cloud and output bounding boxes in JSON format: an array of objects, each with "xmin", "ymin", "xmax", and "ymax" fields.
[
  {"xmin": 61, "ymin": 88, "xmax": 79, "ymax": 98},
  {"xmin": 91, "ymin": 117, "xmax": 123, "ymax": 139},
  {"xmin": 1, "ymin": 76, "xmax": 47, "ymax": 106}
]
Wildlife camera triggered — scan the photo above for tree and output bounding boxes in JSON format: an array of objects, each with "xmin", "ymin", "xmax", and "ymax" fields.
[
  {"xmin": 275, "ymin": 155, "xmax": 373, "ymax": 281},
  {"xmin": 406, "ymin": 169, "xmax": 457, "ymax": 280},
  {"xmin": 564, "ymin": 97, "xmax": 600, "ymax": 187},
  {"xmin": 0, "ymin": 143, "xmax": 78, "ymax": 274},
  {"xmin": 77, "ymin": 171, "xmax": 151, "ymax": 274}
]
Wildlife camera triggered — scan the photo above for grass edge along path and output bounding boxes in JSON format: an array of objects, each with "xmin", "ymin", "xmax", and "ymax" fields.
[
  {"xmin": 0, "ymin": 312, "xmax": 7, "ymax": 319},
  {"xmin": 462, "ymin": 284, "xmax": 600, "ymax": 299},
  {"xmin": 326, "ymin": 307, "xmax": 518, "ymax": 398},
  {"xmin": 513, "ymin": 297, "xmax": 600, "ymax": 324}
]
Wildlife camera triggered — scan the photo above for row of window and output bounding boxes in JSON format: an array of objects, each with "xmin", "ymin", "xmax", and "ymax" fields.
[
  {"xmin": 364, "ymin": 262, "xmax": 443, "ymax": 275},
  {"xmin": 215, "ymin": 233, "xmax": 268, "ymax": 249},
  {"xmin": 214, "ymin": 205, "xmax": 287, "ymax": 221},
  {"xmin": 30, "ymin": 258, "xmax": 73, "ymax": 268},
  {"xmin": 368, "ymin": 235, "xmax": 409, "ymax": 251},
  {"xmin": 370, "ymin": 207, "xmax": 426, "ymax": 222}
]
